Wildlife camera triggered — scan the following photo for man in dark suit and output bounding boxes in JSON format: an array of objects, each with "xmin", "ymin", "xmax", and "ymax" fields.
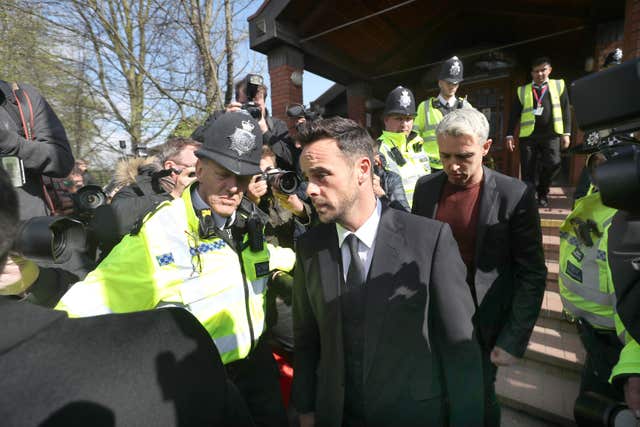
[
  {"xmin": 0, "ymin": 168, "xmax": 253, "ymax": 427},
  {"xmin": 292, "ymin": 117, "xmax": 483, "ymax": 427},
  {"xmin": 412, "ymin": 108, "xmax": 547, "ymax": 427}
]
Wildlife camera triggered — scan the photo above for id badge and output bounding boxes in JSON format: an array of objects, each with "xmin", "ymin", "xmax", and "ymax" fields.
[{"xmin": 533, "ymin": 106, "xmax": 544, "ymax": 116}]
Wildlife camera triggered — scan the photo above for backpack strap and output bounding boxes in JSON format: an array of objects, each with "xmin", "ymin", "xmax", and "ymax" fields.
[{"xmin": 11, "ymin": 82, "xmax": 35, "ymax": 140}]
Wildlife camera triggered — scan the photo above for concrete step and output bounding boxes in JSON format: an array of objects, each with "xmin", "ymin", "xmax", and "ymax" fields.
[
  {"xmin": 541, "ymin": 218, "xmax": 562, "ymax": 238},
  {"xmin": 496, "ymin": 356, "xmax": 580, "ymax": 426},
  {"xmin": 546, "ymin": 260, "xmax": 559, "ymax": 285},
  {"xmin": 540, "ymin": 290, "xmax": 563, "ymax": 321},
  {"xmin": 526, "ymin": 318, "xmax": 585, "ymax": 373},
  {"xmin": 543, "ymin": 234, "xmax": 560, "ymax": 262}
]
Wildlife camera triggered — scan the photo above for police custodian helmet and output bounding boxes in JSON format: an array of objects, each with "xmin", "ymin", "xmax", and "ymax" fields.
[
  {"xmin": 438, "ymin": 56, "xmax": 464, "ymax": 84},
  {"xmin": 383, "ymin": 86, "xmax": 416, "ymax": 117},
  {"xmin": 195, "ymin": 111, "xmax": 262, "ymax": 176}
]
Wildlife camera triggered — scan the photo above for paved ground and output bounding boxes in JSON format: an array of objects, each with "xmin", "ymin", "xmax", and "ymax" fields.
[{"xmin": 502, "ymin": 406, "xmax": 561, "ymax": 427}]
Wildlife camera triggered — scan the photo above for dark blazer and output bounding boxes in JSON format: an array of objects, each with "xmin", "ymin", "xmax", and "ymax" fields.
[
  {"xmin": 292, "ymin": 205, "xmax": 483, "ymax": 427},
  {"xmin": 0, "ymin": 297, "xmax": 253, "ymax": 427},
  {"xmin": 412, "ymin": 167, "xmax": 547, "ymax": 357}
]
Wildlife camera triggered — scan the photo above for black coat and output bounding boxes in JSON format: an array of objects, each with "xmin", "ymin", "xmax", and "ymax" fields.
[
  {"xmin": 292, "ymin": 206, "xmax": 483, "ymax": 426},
  {"xmin": 0, "ymin": 297, "xmax": 253, "ymax": 426},
  {"xmin": 412, "ymin": 167, "xmax": 547, "ymax": 357},
  {"xmin": 0, "ymin": 81, "xmax": 74, "ymax": 220}
]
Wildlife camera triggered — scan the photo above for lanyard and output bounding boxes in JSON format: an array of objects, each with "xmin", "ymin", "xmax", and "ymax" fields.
[{"xmin": 532, "ymin": 85, "xmax": 548, "ymax": 107}]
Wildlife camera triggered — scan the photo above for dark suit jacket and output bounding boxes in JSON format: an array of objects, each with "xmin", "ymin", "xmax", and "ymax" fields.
[
  {"xmin": 412, "ymin": 167, "xmax": 547, "ymax": 357},
  {"xmin": 292, "ymin": 205, "xmax": 483, "ymax": 427},
  {"xmin": 0, "ymin": 297, "xmax": 252, "ymax": 427}
]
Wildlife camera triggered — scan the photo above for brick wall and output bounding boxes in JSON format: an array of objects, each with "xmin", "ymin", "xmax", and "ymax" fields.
[
  {"xmin": 624, "ymin": 0, "xmax": 640, "ymax": 59},
  {"xmin": 269, "ymin": 64, "xmax": 303, "ymax": 124}
]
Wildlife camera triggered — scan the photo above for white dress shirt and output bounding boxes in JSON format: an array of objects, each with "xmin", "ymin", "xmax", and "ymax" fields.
[
  {"xmin": 335, "ymin": 199, "xmax": 382, "ymax": 282},
  {"xmin": 438, "ymin": 94, "xmax": 457, "ymax": 108}
]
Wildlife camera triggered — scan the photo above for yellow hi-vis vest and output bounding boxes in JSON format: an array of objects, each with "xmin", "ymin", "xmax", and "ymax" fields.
[
  {"xmin": 378, "ymin": 130, "xmax": 429, "ymax": 206},
  {"xmin": 610, "ymin": 311, "xmax": 640, "ymax": 383},
  {"xmin": 559, "ymin": 191, "xmax": 617, "ymax": 329},
  {"xmin": 517, "ymin": 79, "xmax": 566, "ymax": 138},
  {"xmin": 414, "ymin": 97, "xmax": 468, "ymax": 170},
  {"xmin": 56, "ymin": 184, "xmax": 296, "ymax": 364}
]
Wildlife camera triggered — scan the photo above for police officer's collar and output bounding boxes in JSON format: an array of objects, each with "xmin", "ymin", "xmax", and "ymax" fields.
[
  {"xmin": 191, "ymin": 184, "xmax": 236, "ymax": 229},
  {"xmin": 532, "ymin": 80, "xmax": 549, "ymax": 89},
  {"xmin": 437, "ymin": 94, "xmax": 456, "ymax": 109}
]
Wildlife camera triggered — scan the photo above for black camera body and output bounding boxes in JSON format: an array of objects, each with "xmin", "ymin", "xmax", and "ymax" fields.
[
  {"xmin": 241, "ymin": 74, "xmax": 264, "ymax": 120},
  {"xmin": 261, "ymin": 167, "xmax": 300, "ymax": 195},
  {"xmin": 286, "ymin": 103, "xmax": 320, "ymax": 121}
]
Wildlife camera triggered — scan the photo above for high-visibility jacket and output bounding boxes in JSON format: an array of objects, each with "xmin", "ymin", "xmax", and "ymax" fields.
[
  {"xmin": 414, "ymin": 97, "xmax": 470, "ymax": 170},
  {"xmin": 559, "ymin": 191, "xmax": 617, "ymax": 329},
  {"xmin": 378, "ymin": 130, "xmax": 429, "ymax": 205},
  {"xmin": 610, "ymin": 312, "xmax": 640, "ymax": 383},
  {"xmin": 56, "ymin": 184, "xmax": 296, "ymax": 364},
  {"xmin": 517, "ymin": 79, "xmax": 566, "ymax": 138}
]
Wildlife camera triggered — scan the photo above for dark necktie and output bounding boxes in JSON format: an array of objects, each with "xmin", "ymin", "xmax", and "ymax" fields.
[{"xmin": 344, "ymin": 234, "xmax": 365, "ymax": 289}]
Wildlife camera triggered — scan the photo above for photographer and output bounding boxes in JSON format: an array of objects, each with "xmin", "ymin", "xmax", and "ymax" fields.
[
  {"xmin": 95, "ymin": 137, "xmax": 200, "ymax": 257},
  {"xmin": 0, "ymin": 168, "xmax": 253, "ymax": 427},
  {"xmin": 0, "ymin": 79, "xmax": 74, "ymax": 219},
  {"xmin": 193, "ymin": 74, "xmax": 297, "ymax": 171}
]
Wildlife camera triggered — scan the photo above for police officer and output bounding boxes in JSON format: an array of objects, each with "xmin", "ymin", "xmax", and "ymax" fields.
[
  {"xmin": 506, "ymin": 56, "xmax": 571, "ymax": 207},
  {"xmin": 377, "ymin": 86, "xmax": 429, "ymax": 205},
  {"xmin": 558, "ymin": 143, "xmax": 625, "ymax": 411},
  {"xmin": 414, "ymin": 56, "xmax": 473, "ymax": 171},
  {"xmin": 56, "ymin": 112, "xmax": 295, "ymax": 427}
]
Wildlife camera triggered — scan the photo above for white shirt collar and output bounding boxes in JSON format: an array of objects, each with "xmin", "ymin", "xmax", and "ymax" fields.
[
  {"xmin": 336, "ymin": 198, "xmax": 381, "ymax": 249},
  {"xmin": 438, "ymin": 94, "xmax": 456, "ymax": 108},
  {"xmin": 191, "ymin": 185, "xmax": 236, "ymax": 229}
]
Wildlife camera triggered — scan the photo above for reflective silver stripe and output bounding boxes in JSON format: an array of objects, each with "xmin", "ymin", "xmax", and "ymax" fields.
[
  {"xmin": 560, "ymin": 297, "xmax": 615, "ymax": 329},
  {"xmin": 560, "ymin": 271, "xmax": 615, "ymax": 306},
  {"xmin": 214, "ymin": 333, "xmax": 243, "ymax": 355},
  {"xmin": 425, "ymin": 125, "xmax": 437, "ymax": 130},
  {"xmin": 520, "ymin": 120, "xmax": 535, "ymax": 127},
  {"xmin": 522, "ymin": 108, "xmax": 534, "ymax": 113},
  {"xmin": 553, "ymin": 117, "xmax": 563, "ymax": 122},
  {"xmin": 424, "ymin": 136, "xmax": 437, "ymax": 142}
]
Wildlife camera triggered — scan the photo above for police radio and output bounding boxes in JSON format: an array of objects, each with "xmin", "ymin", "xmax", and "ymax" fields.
[{"xmin": 388, "ymin": 146, "xmax": 407, "ymax": 166}]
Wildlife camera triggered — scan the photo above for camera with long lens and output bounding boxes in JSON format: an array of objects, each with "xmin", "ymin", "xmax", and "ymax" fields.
[
  {"xmin": 241, "ymin": 74, "xmax": 264, "ymax": 120},
  {"xmin": 570, "ymin": 57, "xmax": 640, "ymax": 427},
  {"xmin": 261, "ymin": 167, "xmax": 299, "ymax": 195},
  {"xmin": 286, "ymin": 103, "xmax": 320, "ymax": 121},
  {"xmin": 1, "ymin": 156, "xmax": 108, "ymax": 263}
]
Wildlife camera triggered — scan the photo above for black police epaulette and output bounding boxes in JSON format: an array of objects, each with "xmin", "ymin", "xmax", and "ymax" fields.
[{"xmin": 129, "ymin": 200, "xmax": 172, "ymax": 235}]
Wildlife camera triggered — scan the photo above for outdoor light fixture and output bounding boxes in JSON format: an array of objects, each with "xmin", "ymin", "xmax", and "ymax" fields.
[{"xmin": 290, "ymin": 70, "xmax": 303, "ymax": 87}]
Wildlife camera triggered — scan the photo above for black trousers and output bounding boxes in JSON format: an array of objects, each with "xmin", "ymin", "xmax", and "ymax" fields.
[
  {"xmin": 575, "ymin": 321, "xmax": 624, "ymax": 402},
  {"xmin": 226, "ymin": 337, "xmax": 288, "ymax": 427},
  {"xmin": 481, "ymin": 349, "xmax": 500, "ymax": 427},
  {"xmin": 519, "ymin": 137, "xmax": 561, "ymax": 198}
]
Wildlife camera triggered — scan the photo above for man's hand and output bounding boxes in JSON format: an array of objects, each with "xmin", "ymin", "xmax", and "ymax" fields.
[
  {"xmin": 299, "ymin": 412, "xmax": 315, "ymax": 427},
  {"xmin": 170, "ymin": 166, "xmax": 197, "ymax": 199},
  {"xmin": 560, "ymin": 135, "xmax": 571, "ymax": 150},
  {"xmin": 624, "ymin": 376, "xmax": 640, "ymax": 418},
  {"xmin": 246, "ymin": 174, "xmax": 268, "ymax": 204},
  {"xmin": 505, "ymin": 136, "xmax": 515, "ymax": 152},
  {"xmin": 373, "ymin": 174, "xmax": 386, "ymax": 198},
  {"xmin": 490, "ymin": 346, "xmax": 517, "ymax": 366},
  {"xmin": 273, "ymin": 188, "xmax": 306, "ymax": 217},
  {"xmin": 258, "ymin": 116, "xmax": 269, "ymax": 134},
  {"xmin": 225, "ymin": 101, "xmax": 242, "ymax": 113}
]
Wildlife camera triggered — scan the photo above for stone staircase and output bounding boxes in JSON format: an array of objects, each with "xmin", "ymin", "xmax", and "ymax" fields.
[{"xmin": 496, "ymin": 187, "xmax": 585, "ymax": 426}]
